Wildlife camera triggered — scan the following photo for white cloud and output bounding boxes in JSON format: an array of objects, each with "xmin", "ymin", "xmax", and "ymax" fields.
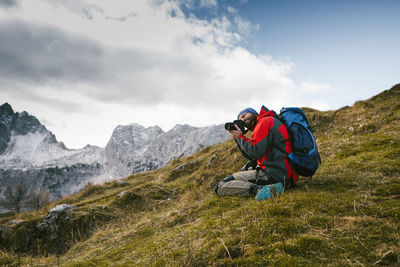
[
  {"xmin": 0, "ymin": 0, "xmax": 302, "ymax": 148},
  {"xmin": 43, "ymin": 0, "xmax": 103, "ymax": 19},
  {"xmin": 234, "ymin": 15, "xmax": 259, "ymax": 37},
  {"xmin": 199, "ymin": 0, "xmax": 217, "ymax": 9},
  {"xmin": 227, "ymin": 6, "xmax": 237, "ymax": 14},
  {"xmin": 301, "ymin": 80, "xmax": 332, "ymax": 94},
  {"xmin": 307, "ymin": 101, "xmax": 332, "ymax": 111},
  {"xmin": 0, "ymin": 0, "xmax": 18, "ymax": 8},
  {"xmin": 174, "ymin": 0, "xmax": 217, "ymax": 10}
]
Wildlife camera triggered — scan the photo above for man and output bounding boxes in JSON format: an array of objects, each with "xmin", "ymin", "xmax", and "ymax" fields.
[{"xmin": 214, "ymin": 106, "xmax": 298, "ymax": 201}]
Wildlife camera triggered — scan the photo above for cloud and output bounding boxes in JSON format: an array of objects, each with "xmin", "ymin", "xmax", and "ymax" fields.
[
  {"xmin": 234, "ymin": 15, "xmax": 260, "ymax": 37},
  {"xmin": 0, "ymin": 1, "xmax": 294, "ymax": 112},
  {"xmin": 0, "ymin": 0, "xmax": 301, "ymax": 148},
  {"xmin": 300, "ymin": 80, "xmax": 332, "ymax": 94},
  {"xmin": 0, "ymin": 0, "xmax": 18, "ymax": 8},
  {"xmin": 43, "ymin": 0, "xmax": 103, "ymax": 20},
  {"xmin": 308, "ymin": 101, "xmax": 332, "ymax": 111},
  {"xmin": 199, "ymin": 0, "xmax": 217, "ymax": 9},
  {"xmin": 0, "ymin": 84, "xmax": 86, "ymax": 114},
  {"xmin": 174, "ymin": 0, "xmax": 217, "ymax": 10},
  {"xmin": 227, "ymin": 5, "xmax": 237, "ymax": 14},
  {"xmin": 0, "ymin": 20, "xmax": 107, "ymax": 86}
]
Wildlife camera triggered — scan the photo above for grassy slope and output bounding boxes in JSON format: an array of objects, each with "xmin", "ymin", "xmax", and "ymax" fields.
[{"xmin": 1, "ymin": 85, "xmax": 399, "ymax": 266}]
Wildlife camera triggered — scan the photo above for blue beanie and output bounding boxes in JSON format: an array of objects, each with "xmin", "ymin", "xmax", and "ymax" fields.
[{"xmin": 237, "ymin": 108, "xmax": 258, "ymax": 119}]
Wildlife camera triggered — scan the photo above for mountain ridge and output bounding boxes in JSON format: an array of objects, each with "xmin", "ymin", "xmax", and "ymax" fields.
[{"xmin": 0, "ymin": 103, "xmax": 229, "ymax": 202}]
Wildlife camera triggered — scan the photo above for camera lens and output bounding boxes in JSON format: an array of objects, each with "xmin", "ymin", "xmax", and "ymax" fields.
[{"xmin": 224, "ymin": 122, "xmax": 236, "ymax": 131}]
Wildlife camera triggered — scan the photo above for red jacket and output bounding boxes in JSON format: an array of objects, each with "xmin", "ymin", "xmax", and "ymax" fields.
[{"xmin": 236, "ymin": 106, "xmax": 298, "ymax": 184}]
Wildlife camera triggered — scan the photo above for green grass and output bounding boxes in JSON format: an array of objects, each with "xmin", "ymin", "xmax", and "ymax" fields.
[{"xmin": 1, "ymin": 84, "xmax": 399, "ymax": 266}]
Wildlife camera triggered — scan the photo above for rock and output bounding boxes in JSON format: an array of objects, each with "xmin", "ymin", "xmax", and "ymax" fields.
[
  {"xmin": 116, "ymin": 180, "xmax": 128, "ymax": 186},
  {"xmin": 1, "ymin": 226, "xmax": 14, "ymax": 240},
  {"xmin": 36, "ymin": 204, "xmax": 73, "ymax": 237},
  {"xmin": 207, "ymin": 154, "xmax": 217, "ymax": 167},
  {"xmin": 49, "ymin": 204, "xmax": 73, "ymax": 213},
  {"xmin": 117, "ymin": 191, "xmax": 128, "ymax": 198},
  {"xmin": 7, "ymin": 219, "xmax": 23, "ymax": 225}
]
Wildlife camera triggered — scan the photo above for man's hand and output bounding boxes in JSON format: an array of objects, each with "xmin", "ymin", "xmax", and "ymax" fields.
[{"xmin": 229, "ymin": 124, "xmax": 243, "ymax": 139}]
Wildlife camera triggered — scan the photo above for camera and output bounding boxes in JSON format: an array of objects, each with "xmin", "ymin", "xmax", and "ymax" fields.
[{"xmin": 224, "ymin": 120, "xmax": 248, "ymax": 134}]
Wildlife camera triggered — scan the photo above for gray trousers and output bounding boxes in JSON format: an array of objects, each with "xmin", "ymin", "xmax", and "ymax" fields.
[{"xmin": 215, "ymin": 169, "xmax": 272, "ymax": 197}]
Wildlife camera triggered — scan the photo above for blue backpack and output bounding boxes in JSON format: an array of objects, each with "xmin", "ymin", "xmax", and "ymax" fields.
[{"xmin": 279, "ymin": 107, "xmax": 321, "ymax": 177}]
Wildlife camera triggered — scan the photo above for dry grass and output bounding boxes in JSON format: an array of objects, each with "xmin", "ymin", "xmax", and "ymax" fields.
[{"xmin": 1, "ymin": 84, "xmax": 399, "ymax": 266}]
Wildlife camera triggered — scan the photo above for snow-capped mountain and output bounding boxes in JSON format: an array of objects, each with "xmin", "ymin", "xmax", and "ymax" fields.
[
  {"xmin": 0, "ymin": 103, "xmax": 105, "ymax": 200},
  {"xmin": 104, "ymin": 123, "xmax": 229, "ymax": 181},
  {"xmin": 0, "ymin": 103, "xmax": 104, "ymax": 170},
  {"xmin": 0, "ymin": 103, "xmax": 230, "ymax": 202}
]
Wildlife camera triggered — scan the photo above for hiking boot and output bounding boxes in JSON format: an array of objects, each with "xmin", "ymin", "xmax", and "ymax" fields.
[
  {"xmin": 255, "ymin": 182, "xmax": 283, "ymax": 201},
  {"xmin": 249, "ymin": 184, "xmax": 264, "ymax": 195}
]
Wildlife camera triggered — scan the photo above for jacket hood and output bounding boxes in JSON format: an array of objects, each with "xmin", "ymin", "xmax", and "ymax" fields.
[{"xmin": 257, "ymin": 105, "xmax": 277, "ymax": 120}]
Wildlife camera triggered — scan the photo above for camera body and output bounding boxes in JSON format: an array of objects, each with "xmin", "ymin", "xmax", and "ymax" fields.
[{"xmin": 224, "ymin": 120, "xmax": 248, "ymax": 134}]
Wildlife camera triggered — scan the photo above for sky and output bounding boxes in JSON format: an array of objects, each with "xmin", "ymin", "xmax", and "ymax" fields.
[{"xmin": 0, "ymin": 0, "xmax": 399, "ymax": 149}]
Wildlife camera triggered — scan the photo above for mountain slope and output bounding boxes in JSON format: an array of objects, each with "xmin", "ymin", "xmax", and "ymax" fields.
[{"xmin": 0, "ymin": 84, "xmax": 399, "ymax": 266}]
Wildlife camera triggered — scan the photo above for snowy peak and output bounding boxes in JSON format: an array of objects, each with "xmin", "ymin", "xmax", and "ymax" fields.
[
  {"xmin": 106, "ymin": 123, "xmax": 163, "ymax": 154},
  {"xmin": 0, "ymin": 103, "xmax": 14, "ymax": 117},
  {"xmin": 0, "ymin": 103, "xmax": 103, "ymax": 169},
  {"xmin": 2, "ymin": 130, "xmax": 55, "ymax": 160},
  {"xmin": 0, "ymin": 103, "xmax": 54, "ymax": 138},
  {"xmin": 0, "ymin": 103, "xmax": 59, "ymax": 152},
  {"xmin": 170, "ymin": 124, "xmax": 197, "ymax": 132},
  {"xmin": 103, "ymin": 122, "xmax": 229, "ymax": 179},
  {"xmin": 104, "ymin": 123, "xmax": 164, "ymax": 179}
]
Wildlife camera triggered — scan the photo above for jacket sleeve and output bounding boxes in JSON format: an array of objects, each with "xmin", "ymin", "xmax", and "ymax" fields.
[
  {"xmin": 235, "ymin": 118, "xmax": 272, "ymax": 161},
  {"xmin": 235, "ymin": 139, "xmax": 253, "ymax": 160}
]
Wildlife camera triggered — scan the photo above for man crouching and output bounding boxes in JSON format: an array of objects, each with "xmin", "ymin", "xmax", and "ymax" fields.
[{"xmin": 214, "ymin": 106, "xmax": 298, "ymax": 201}]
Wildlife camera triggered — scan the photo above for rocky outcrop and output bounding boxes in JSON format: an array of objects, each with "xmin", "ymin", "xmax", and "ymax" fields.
[
  {"xmin": 1, "ymin": 204, "xmax": 115, "ymax": 254},
  {"xmin": 36, "ymin": 204, "xmax": 73, "ymax": 234},
  {"xmin": 104, "ymin": 123, "xmax": 164, "ymax": 179}
]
